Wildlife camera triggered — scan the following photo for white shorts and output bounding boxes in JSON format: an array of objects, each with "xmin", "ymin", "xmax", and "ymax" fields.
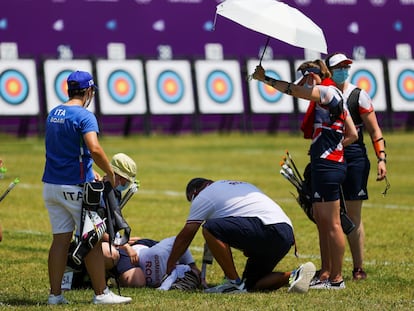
[{"xmin": 43, "ymin": 183, "xmax": 83, "ymax": 235}]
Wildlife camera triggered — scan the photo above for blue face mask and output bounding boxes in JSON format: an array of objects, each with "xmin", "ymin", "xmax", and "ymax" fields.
[
  {"xmin": 332, "ymin": 68, "xmax": 349, "ymax": 84},
  {"xmin": 116, "ymin": 182, "xmax": 130, "ymax": 192}
]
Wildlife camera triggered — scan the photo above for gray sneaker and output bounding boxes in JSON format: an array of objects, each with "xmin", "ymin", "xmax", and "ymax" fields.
[
  {"xmin": 93, "ymin": 287, "xmax": 132, "ymax": 304},
  {"xmin": 288, "ymin": 262, "xmax": 316, "ymax": 293},
  {"xmin": 48, "ymin": 294, "xmax": 69, "ymax": 305},
  {"xmin": 204, "ymin": 279, "xmax": 247, "ymax": 294}
]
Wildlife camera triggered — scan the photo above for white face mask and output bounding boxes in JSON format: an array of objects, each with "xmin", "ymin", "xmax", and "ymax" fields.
[{"xmin": 83, "ymin": 89, "xmax": 95, "ymax": 109}]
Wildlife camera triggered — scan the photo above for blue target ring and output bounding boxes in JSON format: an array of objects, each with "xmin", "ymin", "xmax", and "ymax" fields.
[
  {"xmin": 397, "ymin": 69, "xmax": 414, "ymax": 101},
  {"xmin": 257, "ymin": 70, "xmax": 282, "ymax": 103},
  {"xmin": 54, "ymin": 70, "xmax": 72, "ymax": 103},
  {"xmin": 350, "ymin": 69, "xmax": 377, "ymax": 99},
  {"xmin": 107, "ymin": 70, "xmax": 136, "ymax": 104},
  {"xmin": 0, "ymin": 69, "xmax": 29, "ymax": 105},
  {"xmin": 205, "ymin": 70, "xmax": 233, "ymax": 104},
  {"xmin": 156, "ymin": 70, "xmax": 184, "ymax": 104}
]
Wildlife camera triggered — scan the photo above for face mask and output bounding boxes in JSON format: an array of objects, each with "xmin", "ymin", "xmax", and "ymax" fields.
[
  {"xmin": 332, "ymin": 68, "xmax": 349, "ymax": 84},
  {"xmin": 116, "ymin": 182, "xmax": 130, "ymax": 192},
  {"xmin": 83, "ymin": 97, "xmax": 92, "ymax": 109},
  {"xmin": 83, "ymin": 89, "xmax": 95, "ymax": 109}
]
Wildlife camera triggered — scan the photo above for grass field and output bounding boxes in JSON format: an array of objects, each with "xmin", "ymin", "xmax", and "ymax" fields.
[{"xmin": 0, "ymin": 131, "xmax": 413, "ymax": 310}]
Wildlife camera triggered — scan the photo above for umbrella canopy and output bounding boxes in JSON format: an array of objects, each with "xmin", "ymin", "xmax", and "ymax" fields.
[{"xmin": 216, "ymin": 0, "xmax": 327, "ymax": 54}]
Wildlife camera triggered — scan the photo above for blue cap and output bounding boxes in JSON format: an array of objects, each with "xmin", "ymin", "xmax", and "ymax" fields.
[{"xmin": 67, "ymin": 71, "xmax": 98, "ymax": 90}]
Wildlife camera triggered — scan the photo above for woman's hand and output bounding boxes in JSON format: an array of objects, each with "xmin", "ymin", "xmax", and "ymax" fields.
[
  {"xmin": 123, "ymin": 243, "xmax": 139, "ymax": 265},
  {"xmin": 252, "ymin": 65, "xmax": 266, "ymax": 81}
]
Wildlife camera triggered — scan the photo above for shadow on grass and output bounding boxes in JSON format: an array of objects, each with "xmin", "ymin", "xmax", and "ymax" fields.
[{"xmin": 0, "ymin": 298, "xmax": 43, "ymax": 306}]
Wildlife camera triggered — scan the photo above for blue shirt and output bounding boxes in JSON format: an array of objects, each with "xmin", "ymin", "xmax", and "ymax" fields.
[{"xmin": 42, "ymin": 104, "xmax": 99, "ymax": 185}]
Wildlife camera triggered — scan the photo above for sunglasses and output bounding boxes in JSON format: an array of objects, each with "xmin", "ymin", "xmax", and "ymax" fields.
[{"xmin": 300, "ymin": 67, "xmax": 321, "ymax": 75}]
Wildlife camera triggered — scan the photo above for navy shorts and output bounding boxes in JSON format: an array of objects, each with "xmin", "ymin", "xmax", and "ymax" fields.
[
  {"xmin": 203, "ymin": 217, "xmax": 294, "ymax": 290},
  {"xmin": 342, "ymin": 155, "xmax": 370, "ymax": 201},
  {"xmin": 311, "ymin": 158, "xmax": 346, "ymax": 202}
]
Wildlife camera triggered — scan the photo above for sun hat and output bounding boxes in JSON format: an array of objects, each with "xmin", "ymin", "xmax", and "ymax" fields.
[
  {"xmin": 111, "ymin": 153, "xmax": 137, "ymax": 182},
  {"xmin": 67, "ymin": 71, "xmax": 98, "ymax": 90},
  {"xmin": 326, "ymin": 53, "xmax": 353, "ymax": 68}
]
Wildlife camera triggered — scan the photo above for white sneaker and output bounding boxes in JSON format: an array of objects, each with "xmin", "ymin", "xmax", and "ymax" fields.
[
  {"xmin": 48, "ymin": 294, "xmax": 69, "ymax": 305},
  {"xmin": 204, "ymin": 279, "xmax": 247, "ymax": 294},
  {"xmin": 93, "ymin": 287, "xmax": 132, "ymax": 304},
  {"xmin": 288, "ymin": 262, "xmax": 316, "ymax": 293}
]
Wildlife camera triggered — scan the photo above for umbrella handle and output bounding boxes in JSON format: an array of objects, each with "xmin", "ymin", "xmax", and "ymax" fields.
[
  {"xmin": 259, "ymin": 37, "xmax": 271, "ymax": 65},
  {"xmin": 246, "ymin": 37, "xmax": 270, "ymax": 82}
]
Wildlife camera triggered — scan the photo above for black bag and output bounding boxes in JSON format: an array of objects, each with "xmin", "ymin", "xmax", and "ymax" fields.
[
  {"xmin": 83, "ymin": 181, "xmax": 105, "ymax": 206},
  {"xmin": 71, "ymin": 182, "xmax": 107, "ymax": 265},
  {"xmin": 103, "ymin": 181, "xmax": 131, "ymax": 247}
]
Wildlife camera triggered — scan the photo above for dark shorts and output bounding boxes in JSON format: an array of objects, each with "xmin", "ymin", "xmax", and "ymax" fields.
[
  {"xmin": 342, "ymin": 155, "xmax": 370, "ymax": 200},
  {"xmin": 203, "ymin": 217, "xmax": 294, "ymax": 290},
  {"xmin": 311, "ymin": 158, "xmax": 346, "ymax": 202},
  {"xmin": 116, "ymin": 239, "xmax": 158, "ymax": 275}
]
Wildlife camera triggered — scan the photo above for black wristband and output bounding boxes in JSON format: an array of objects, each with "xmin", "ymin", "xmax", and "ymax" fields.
[
  {"xmin": 285, "ymin": 82, "xmax": 292, "ymax": 95},
  {"xmin": 264, "ymin": 76, "xmax": 274, "ymax": 87},
  {"xmin": 378, "ymin": 158, "xmax": 387, "ymax": 164}
]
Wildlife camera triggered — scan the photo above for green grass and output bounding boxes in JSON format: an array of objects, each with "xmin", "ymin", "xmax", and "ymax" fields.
[{"xmin": 0, "ymin": 131, "xmax": 413, "ymax": 310}]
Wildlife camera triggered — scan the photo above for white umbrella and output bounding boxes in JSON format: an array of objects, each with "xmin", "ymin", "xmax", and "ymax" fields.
[{"xmin": 215, "ymin": 0, "xmax": 327, "ymax": 55}]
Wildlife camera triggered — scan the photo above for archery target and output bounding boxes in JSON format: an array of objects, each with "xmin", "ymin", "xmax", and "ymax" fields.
[
  {"xmin": 0, "ymin": 59, "xmax": 39, "ymax": 115},
  {"xmin": 157, "ymin": 70, "xmax": 184, "ymax": 104},
  {"xmin": 0, "ymin": 69, "xmax": 29, "ymax": 105},
  {"xmin": 350, "ymin": 60, "xmax": 387, "ymax": 111},
  {"xmin": 248, "ymin": 59, "xmax": 293, "ymax": 113},
  {"xmin": 43, "ymin": 59, "xmax": 94, "ymax": 112},
  {"xmin": 96, "ymin": 60, "xmax": 147, "ymax": 115},
  {"xmin": 54, "ymin": 70, "xmax": 73, "ymax": 103},
  {"xmin": 108, "ymin": 71, "xmax": 135, "ymax": 103},
  {"xmin": 350, "ymin": 69, "xmax": 376, "ymax": 98},
  {"xmin": 194, "ymin": 60, "xmax": 243, "ymax": 114},
  {"xmin": 388, "ymin": 60, "xmax": 414, "ymax": 111},
  {"xmin": 397, "ymin": 69, "xmax": 414, "ymax": 101},
  {"xmin": 145, "ymin": 60, "xmax": 194, "ymax": 114},
  {"xmin": 205, "ymin": 70, "xmax": 233, "ymax": 104}
]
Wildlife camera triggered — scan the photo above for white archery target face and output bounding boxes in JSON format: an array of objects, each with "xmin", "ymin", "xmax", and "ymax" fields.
[
  {"xmin": 194, "ymin": 60, "xmax": 243, "ymax": 114},
  {"xmin": 0, "ymin": 60, "xmax": 39, "ymax": 115},
  {"xmin": 388, "ymin": 60, "xmax": 414, "ymax": 111},
  {"xmin": 350, "ymin": 60, "xmax": 387, "ymax": 111},
  {"xmin": 247, "ymin": 59, "xmax": 293, "ymax": 113},
  {"xmin": 96, "ymin": 60, "xmax": 147, "ymax": 115},
  {"xmin": 145, "ymin": 60, "xmax": 195, "ymax": 114},
  {"xmin": 43, "ymin": 59, "xmax": 95, "ymax": 112}
]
